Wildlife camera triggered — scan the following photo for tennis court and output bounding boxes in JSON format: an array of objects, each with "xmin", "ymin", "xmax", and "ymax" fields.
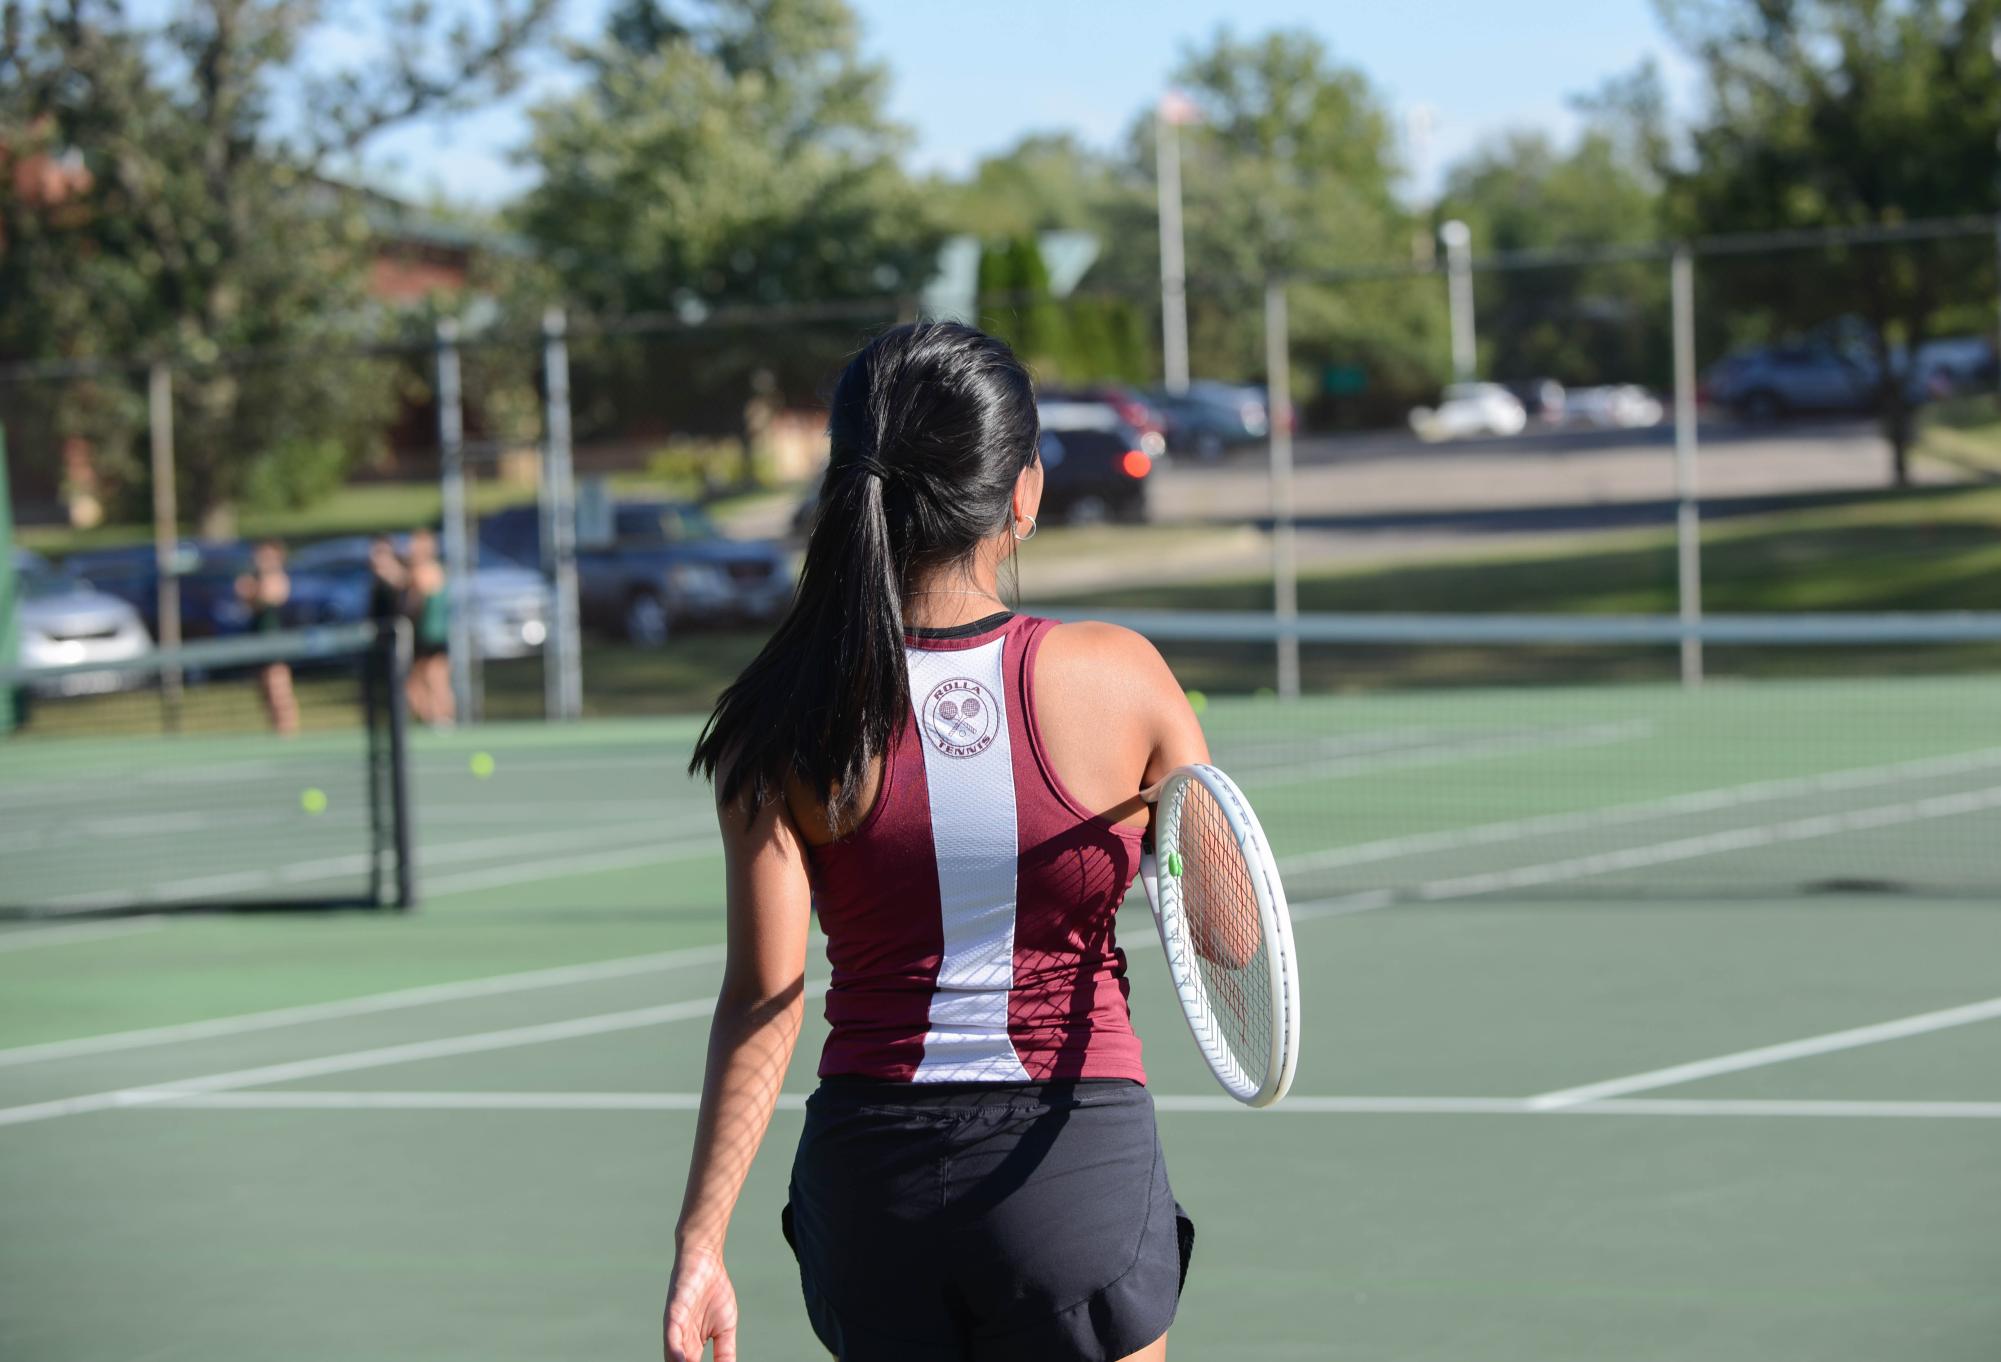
[{"xmin": 3, "ymin": 673, "xmax": 1998, "ymax": 1361}]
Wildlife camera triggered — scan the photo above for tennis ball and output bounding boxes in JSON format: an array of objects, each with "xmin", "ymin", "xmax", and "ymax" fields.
[
  {"xmin": 1185, "ymin": 689, "xmax": 1208, "ymax": 714},
  {"xmin": 469, "ymin": 751, "xmax": 496, "ymax": 779},
  {"xmin": 300, "ymin": 788, "xmax": 328, "ymax": 815}
]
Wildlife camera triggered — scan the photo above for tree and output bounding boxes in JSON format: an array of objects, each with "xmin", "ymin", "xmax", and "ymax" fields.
[
  {"xmin": 1436, "ymin": 123, "xmax": 1667, "ymax": 387},
  {"xmin": 0, "ymin": 0, "xmax": 556, "ymax": 525},
  {"xmin": 1660, "ymin": 0, "xmax": 2001, "ymax": 482},
  {"xmin": 936, "ymin": 134, "xmax": 1139, "ymax": 241},
  {"xmin": 518, "ymin": 0, "xmax": 940, "ymax": 317},
  {"xmin": 1091, "ymin": 28, "xmax": 1449, "ymax": 424}
]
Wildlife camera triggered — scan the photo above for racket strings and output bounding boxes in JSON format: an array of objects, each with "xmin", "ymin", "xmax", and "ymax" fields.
[{"xmin": 1177, "ymin": 782, "xmax": 1276, "ymax": 1091}]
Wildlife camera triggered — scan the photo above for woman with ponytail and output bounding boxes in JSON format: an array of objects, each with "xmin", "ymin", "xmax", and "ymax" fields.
[{"xmin": 665, "ymin": 322, "xmax": 1209, "ymax": 1362}]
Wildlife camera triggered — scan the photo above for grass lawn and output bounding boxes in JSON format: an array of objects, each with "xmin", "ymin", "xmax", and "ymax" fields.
[
  {"xmin": 1917, "ymin": 395, "xmax": 2001, "ymax": 478},
  {"xmin": 469, "ymin": 484, "xmax": 2001, "ymax": 715}
]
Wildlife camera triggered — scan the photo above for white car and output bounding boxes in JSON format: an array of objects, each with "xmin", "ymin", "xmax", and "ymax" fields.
[
  {"xmin": 1408, "ymin": 383, "xmax": 1528, "ymax": 441},
  {"xmin": 13, "ymin": 550, "xmax": 153, "ymax": 695},
  {"xmin": 1567, "ymin": 385, "xmax": 1666, "ymax": 429}
]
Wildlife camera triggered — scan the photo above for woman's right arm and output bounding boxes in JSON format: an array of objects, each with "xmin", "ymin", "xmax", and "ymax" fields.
[{"xmin": 663, "ymin": 794, "xmax": 813, "ymax": 1362}]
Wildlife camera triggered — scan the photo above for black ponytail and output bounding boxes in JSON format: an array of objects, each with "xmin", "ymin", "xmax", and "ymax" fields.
[{"xmin": 690, "ymin": 321, "xmax": 1039, "ymax": 817}]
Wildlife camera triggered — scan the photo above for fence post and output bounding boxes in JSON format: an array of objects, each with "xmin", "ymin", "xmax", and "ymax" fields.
[
  {"xmin": 1671, "ymin": 246, "xmax": 1704, "ymax": 687},
  {"xmin": 1264, "ymin": 280, "xmax": 1300, "ymax": 701},
  {"xmin": 540, "ymin": 307, "xmax": 584, "ymax": 722},
  {"xmin": 436, "ymin": 318, "xmax": 476, "ymax": 724},
  {"xmin": 148, "ymin": 362, "xmax": 183, "ymax": 727},
  {"xmin": 1441, "ymin": 220, "xmax": 1477, "ymax": 382},
  {"xmin": 0, "ymin": 424, "xmax": 15, "ymax": 733}
]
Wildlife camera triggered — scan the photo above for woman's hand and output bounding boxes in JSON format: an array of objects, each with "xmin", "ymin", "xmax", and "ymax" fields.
[{"xmin": 663, "ymin": 1242, "xmax": 738, "ymax": 1362}]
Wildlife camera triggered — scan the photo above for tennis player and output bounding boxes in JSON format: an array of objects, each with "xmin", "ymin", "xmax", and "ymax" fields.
[{"xmin": 666, "ymin": 321, "xmax": 1209, "ymax": 1362}]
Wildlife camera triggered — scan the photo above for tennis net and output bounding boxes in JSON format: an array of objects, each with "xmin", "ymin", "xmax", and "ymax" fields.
[
  {"xmin": 0, "ymin": 622, "xmax": 414, "ymax": 917},
  {"xmin": 1048, "ymin": 609, "xmax": 2001, "ymax": 902}
]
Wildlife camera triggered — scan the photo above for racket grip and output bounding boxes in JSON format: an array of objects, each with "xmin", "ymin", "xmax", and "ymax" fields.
[{"xmin": 1139, "ymin": 849, "xmax": 1161, "ymax": 919}]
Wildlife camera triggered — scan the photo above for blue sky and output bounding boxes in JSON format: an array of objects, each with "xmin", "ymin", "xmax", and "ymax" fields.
[{"xmin": 336, "ymin": 0, "xmax": 1699, "ymax": 208}]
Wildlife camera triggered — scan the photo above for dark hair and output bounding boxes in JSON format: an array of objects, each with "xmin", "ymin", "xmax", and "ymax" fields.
[{"xmin": 690, "ymin": 321, "xmax": 1039, "ymax": 816}]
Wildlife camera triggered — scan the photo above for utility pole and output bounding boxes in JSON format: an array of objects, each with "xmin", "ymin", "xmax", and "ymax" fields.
[
  {"xmin": 1440, "ymin": 219, "xmax": 1476, "ymax": 382},
  {"xmin": 1156, "ymin": 90, "xmax": 1200, "ymax": 394}
]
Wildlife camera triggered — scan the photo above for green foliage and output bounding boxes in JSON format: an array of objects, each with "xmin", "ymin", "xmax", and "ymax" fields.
[
  {"xmin": 518, "ymin": 0, "xmax": 942, "ymax": 317},
  {"xmin": 936, "ymin": 134, "xmax": 1138, "ymax": 240},
  {"xmin": 0, "ymin": 0, "xmax": 555, "ymax": 521},
  {"xmin": 974, "ymin": 235, "xmax": 1151, "ymax": 385},
  {"xmin": 1436, "ymin": 123, "xmax": 1668, "ymax": 386},
  {"xmin": 1092, "ymin": 28, "xmax": 1451, "ymax": 422},
  {"xmin": 1660, "ymin": 0, "xmax": 2001, "ymax": 478},
  {"xmin": 646, "ymin": 436, "xmax": 745, "ymax": 497}
]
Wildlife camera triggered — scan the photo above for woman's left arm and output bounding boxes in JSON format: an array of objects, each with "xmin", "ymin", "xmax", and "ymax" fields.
[{"xmin": 663, "ymin": 793, "xmax": 813, "ymax": 1362}]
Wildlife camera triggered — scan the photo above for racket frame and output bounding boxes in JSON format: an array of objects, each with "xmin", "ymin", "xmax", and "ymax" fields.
[{"xmin": 1143, "ymin": 763, "xmax": 1301, "ymax": 1108}]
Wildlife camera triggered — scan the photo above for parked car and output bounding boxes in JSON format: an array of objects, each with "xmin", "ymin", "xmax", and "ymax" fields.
[
  {"xmin": 1042, "ymin": 385, "xmax": 1168, "ymax": 457},
  {"xmin": 1036, "ymin": 401, "xmax": 1153, "ymax": 523},
  {"xmin": 287, "ymin": 534, "xmax": 552, "ymax": 660},
  {"xmin": 1502, "ymin": 378, "xmax": 1567, "ymax": 423},
  {"xmin": 12, "ymin": 550, "xmax": 153, "ymax": 695},
  {"xmin": 1148, "ymin": 383, "xmax": 1271, "ymax": 460},
  {"xmin": 1565, "ymin": 384, "xmax": 1665, "ymax": 429},
  {"xmin": 62, "ymin": 541, "xmax": 260, "ymax": 638},
  {"xmin": 1408, "ymin": 383, "xmax": 1528, "ymax": 441},
  {"xmin": 480, "ymin": 501, "xmax": 790, "ymax": 646},
  {"xmin": 1701, "ymin": 345, "xmax": 1879, "ymax": 421}
]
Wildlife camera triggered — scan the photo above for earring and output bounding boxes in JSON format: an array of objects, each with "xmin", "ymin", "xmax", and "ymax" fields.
[{"xmin": 1013, "ymin": 514, "xmax": 1037, "ymax": 543}]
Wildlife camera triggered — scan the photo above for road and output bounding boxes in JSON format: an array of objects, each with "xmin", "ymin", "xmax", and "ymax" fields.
[{"xmin": 727, "ymin": 417, "xmax": 1965, "ymax": 599}]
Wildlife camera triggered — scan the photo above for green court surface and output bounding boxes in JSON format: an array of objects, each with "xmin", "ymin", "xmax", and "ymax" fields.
[{"xmin": 2, "ymin": 679, "xmax": 1998, "ymax": 1361}]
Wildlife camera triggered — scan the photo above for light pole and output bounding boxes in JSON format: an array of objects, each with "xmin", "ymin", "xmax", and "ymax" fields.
[
  {"xmin": 1440, "ymin": 218, "xmax": 1476, "ymax": 382},
  {"xmin": 1156, "ymin": 90, "xmax": 1200, "ymax": 394}
]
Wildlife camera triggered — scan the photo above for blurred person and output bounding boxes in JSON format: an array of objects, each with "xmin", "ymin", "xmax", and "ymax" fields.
[
  {"xmin": 403, "ymin": 528, "xmax": 454, "ymax": 727},
  {"xmin": 236, "ymin": 539, "xmax": 298, "ymax": 736},
  {"xmin": 367, "ymin": 533, "xmax": 406, "ymax": 627},
  {"xmin": 665, "ymin": 323, "xmax": 1204, "ymax": 1362}
]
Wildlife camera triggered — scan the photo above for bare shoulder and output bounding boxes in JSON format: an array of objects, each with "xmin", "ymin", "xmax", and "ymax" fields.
[{"xmin": 1039, "ymin": 620, "xmax": 1184, "ymax": 702}]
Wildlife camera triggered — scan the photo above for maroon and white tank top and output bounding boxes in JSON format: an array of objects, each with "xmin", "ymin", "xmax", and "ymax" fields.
[{"xmin": 808, "ymin": 612, "xmax": 1147, "ymax": 1084}]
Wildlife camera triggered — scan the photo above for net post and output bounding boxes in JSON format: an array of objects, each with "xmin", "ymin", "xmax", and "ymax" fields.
[
  {"xmin": 436, "ymin": 318, "xmax": 476, "ymax": 725},
  {"xmin": 385, "ymin": 618, "xmax": 417, "ymax": 909},
  {"xmin": 540, "ymin": 306, "xmax": 584, "ymax": 722},
  {"xmin": 1671, "ymin": 246, "xmax": 1704, "ymax": 687},
  {"xmin": 148, "ymin": 362, "xmax": 184, "ymax": 727},
  {"xmin": 1264, "ymin": 279, "xmax": 1300, "ymax": 701}
]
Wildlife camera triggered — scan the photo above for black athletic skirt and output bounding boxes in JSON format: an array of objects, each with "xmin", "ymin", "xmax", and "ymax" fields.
[{"xmin": 783, "ymin": 1077, "xmax": 1193, "ymax": 1362}]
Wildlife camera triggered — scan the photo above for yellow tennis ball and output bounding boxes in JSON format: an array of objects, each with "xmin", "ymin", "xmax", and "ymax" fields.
[
  {"xmin": 300, "ymin": 788, "xmax": 328, "ymax": 815},
  {"xmin": 469, "ymin": 751, "xmax": 496, "ymax": 779},
  {"xmin": 1185, "ymin": 689, "xmax": 1208, "ymax": 715}
]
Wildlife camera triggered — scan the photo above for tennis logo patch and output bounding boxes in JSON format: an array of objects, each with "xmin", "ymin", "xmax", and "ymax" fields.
[{"xmin": 923, "ymin": 677, "xmax": 999, "ymax": 758}]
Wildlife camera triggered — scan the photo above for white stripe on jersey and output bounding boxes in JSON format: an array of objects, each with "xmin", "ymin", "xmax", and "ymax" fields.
[{"xmin": 906, "ymin": 636, "xmax": 1031, "ymax": 1082}]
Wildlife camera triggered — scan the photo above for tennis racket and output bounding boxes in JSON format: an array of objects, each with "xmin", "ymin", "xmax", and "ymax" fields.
[{"xmin": 1141, "ymin": 764, "xmax": 1301, "ymax": 1108}]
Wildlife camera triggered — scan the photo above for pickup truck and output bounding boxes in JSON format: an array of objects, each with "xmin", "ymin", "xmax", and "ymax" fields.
[{"xmin": 479, "ymin": 501, "xmax": 790, "ymax": 646}]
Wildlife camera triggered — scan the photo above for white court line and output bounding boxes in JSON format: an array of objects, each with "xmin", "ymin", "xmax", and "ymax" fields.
[
  {"xmin": 1239, "ymin": 721, "xmax": 1655, "ymax": 792},
  {"xmin": 147, "ymin": 1090, "xmax": 2001, "ymax": 1120},
  {"xmin": 1526, "ymin": 995, "xmax": 2001, "ymax": 1110},
  {"xmin": 420, "ymin": 839, "xmax": 716, "ymax": 898},
  {"xmin": 1414, "ymin": 784, "xmax": 2001, "ymax": 901},
  {"xmin": 0, "ymin": 943, "xmax": 728, "ymax": 1070},
  {"xmin": 0, "ymin": 917, "xmax": 166, "ymax": 954},
  {"xmin": 0, "ymin": 982, "xmax": 825, "ymax": 1129},
  {"xmin": 39, "ymin": 820, "xmax": 700, "ymax": 913},
  {"xmin": 7, "ymin": 772, "xmax": 1985, "ymax": 1073},
  {"xmin": 1279, "ymin": 746, "xmax": 2001, "ymax": 876}
]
